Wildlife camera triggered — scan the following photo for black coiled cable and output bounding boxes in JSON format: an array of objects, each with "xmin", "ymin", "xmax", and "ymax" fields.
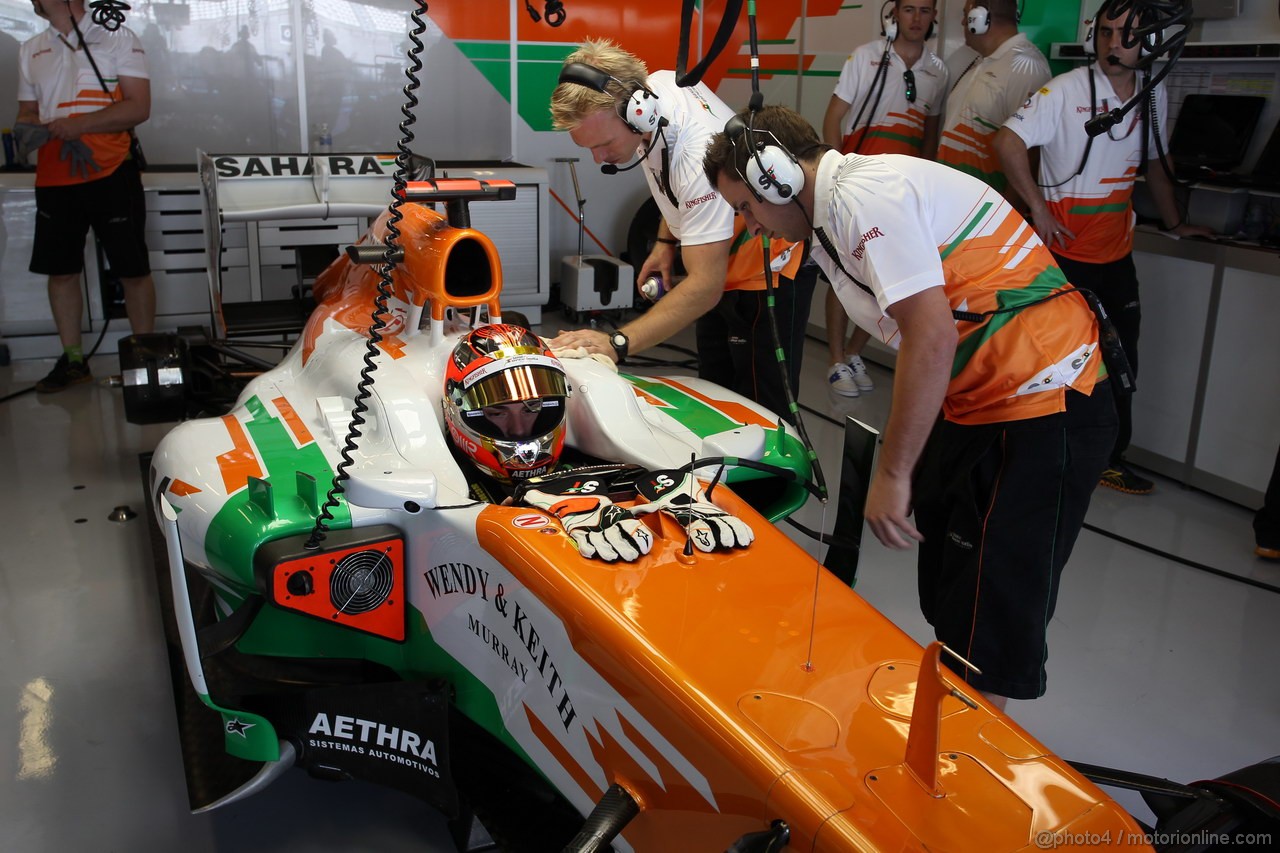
[
  {"xmin": 88, "ymin": 0, "xmax": 129, "ymax": 32},
  {"xmin": 304, "ymin": 2, "xmax": 428, "ymax": 551},
  {"xmin": 1083, "ymin": 0, "xmax": 1190, "ymax": 138}
]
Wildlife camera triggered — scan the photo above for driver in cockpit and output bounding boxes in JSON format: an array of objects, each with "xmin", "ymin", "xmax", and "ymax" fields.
[
  {"xmin": 442, "ymin": 325, "xmax": 753, "ymax": 562},
  {"xmin": 442, "ymin": 323, "xmax": 570, "ymax": 492}
]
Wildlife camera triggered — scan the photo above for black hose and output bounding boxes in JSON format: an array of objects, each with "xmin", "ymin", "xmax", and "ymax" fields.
[
  {"xmin": 304, "ymin": 2, "xmax": 427, "ymax": 550},
  {"xmin": 561, "ymin": 784, "xmax": 640, "ymax": 853}
]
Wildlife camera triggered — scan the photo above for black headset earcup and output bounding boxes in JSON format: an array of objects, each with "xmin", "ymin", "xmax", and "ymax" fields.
[
  {"xmin": 724, "ymin": 114, "xmax": 749, "ymax": 144},
  {"xmin": 558, "ymin": 61, "xmax": 612, "ymax": 93},
  {"xmin": 559, "ymin": 61, "xmax": 658, "ymax": 136},
  {"xmin": 746, "ymin": 145, "xmax": 805, "ymax": 206}
]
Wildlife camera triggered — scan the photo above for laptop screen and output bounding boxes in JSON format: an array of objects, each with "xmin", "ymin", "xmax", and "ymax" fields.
[{"xmin": 1169, "ymin": 94, "xmax": 1266, "ymax": 173}]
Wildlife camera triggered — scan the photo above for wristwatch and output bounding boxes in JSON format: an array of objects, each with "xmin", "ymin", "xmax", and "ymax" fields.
[{"xmin": 608, "ymin": 331, "xmax": 629, "ymax": 364}]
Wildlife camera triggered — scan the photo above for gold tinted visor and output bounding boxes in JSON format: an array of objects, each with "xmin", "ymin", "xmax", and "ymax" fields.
[{"xmin": 461, "ymin": 364, "xmax": 568, "ymax": 411}]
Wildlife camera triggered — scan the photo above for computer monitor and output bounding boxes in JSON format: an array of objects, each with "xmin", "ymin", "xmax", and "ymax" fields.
[{"xmin": 1169, "ymin": 93, "xmax": 1266, "ymax": 175}]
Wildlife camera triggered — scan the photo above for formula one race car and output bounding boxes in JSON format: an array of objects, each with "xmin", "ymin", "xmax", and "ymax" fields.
[{"xmin": 143, "ymin": 180, "xmax": 1273, "ymax": 852}]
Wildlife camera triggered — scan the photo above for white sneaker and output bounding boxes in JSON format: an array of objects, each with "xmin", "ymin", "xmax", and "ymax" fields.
[
  {"xmin": 827, "ymin": 362, "xmax": 860, "ymax": 397},
  {"xmin": 846, "ymin": 354, "xmax": 875, "ymax": 391}
]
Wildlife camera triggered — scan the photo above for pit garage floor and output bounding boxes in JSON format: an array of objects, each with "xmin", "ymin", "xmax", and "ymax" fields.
[{"xmin": 0, "ymin": 318, "xmax": 1277, "ymax": 852}]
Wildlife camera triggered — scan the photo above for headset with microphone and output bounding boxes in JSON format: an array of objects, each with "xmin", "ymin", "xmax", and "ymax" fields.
[
  {"xmin": 557, "ymin": 60, "xmax": 677, "ymax": 203},
  {"xmin": 881, "ymin": 0, "xmax": 936, "ymax": 43},
  {"xmin": 1083, "ymin": 0, "xmax": 1162, "ymax": 69},
  {"xmin": 724, "ymin": 114, "xmax": 806, "ymax": 206},
  {"xmin": 1078, "ymin": 0, "xmax": 1190, "ymax": 138},
  {"xmin": 558, "ymin": 61, "xmax": 667, "ymax": 174},
  {"xmin": 558, "ymin": 62, "xmax": 662, "ymax": 134}
]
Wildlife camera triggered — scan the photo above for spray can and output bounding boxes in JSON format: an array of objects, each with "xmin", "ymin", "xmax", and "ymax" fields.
[
  {"xmin": 1, "ymin": 129, "xmax": 14, "ymax": 168},
  {"xmin": 639, "ymin": 275, "xmax": 668, "ymax": 303}
]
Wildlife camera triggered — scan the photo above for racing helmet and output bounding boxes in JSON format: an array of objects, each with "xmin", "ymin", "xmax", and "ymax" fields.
[{"xmin": 443, "ymin": 325, "xmax": 569, "ymax": 483}]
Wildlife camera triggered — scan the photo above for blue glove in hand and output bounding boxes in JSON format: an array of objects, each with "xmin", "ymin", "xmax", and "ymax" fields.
[
  {"xmin": 59, "ymin": 139, "xmax": 101, "ymax": 180},
  {"xmin": 631, "ymin": 469, "xmax": 754, "ymax": 553},
  {"xmin": 523, "ymin": 488, "xmax": 654, "ymax": 562},
  {"xmin": 13, "ymin": 122, "xmax": 50, "ymax": 161}
]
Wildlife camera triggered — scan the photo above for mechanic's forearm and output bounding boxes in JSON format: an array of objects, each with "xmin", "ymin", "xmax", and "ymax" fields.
[
  {"xmin": 876, "ymin": 328, "xmax": 954, "ymax": 481},
  {"xmin": 1144, "ymin": 160, "xmax": 1185, "ymax": 229},
  {"xmin": 68, "ymin": 99, "xmax": 149, "ymax": 135},
  {"xmin": 16, "ymin": 102, "xmax": 39, "ymax": 125},
  {"xmin": 994, "ymin": 129, "xmax": 1048, "ymax": 221},
  {"xmin": 822, "ymin": 96, "xmax": 849, "ymax": 150},
  {"xmin": 618, "ymin": 268, "xmax": 721, "ymax": 354}
]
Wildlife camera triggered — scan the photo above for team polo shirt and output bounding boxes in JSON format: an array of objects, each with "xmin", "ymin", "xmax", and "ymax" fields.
[
  {"xmin": 939, "ymin": 32, "xmax": 1050, "ymax": 192},
  {"xmin": 723, "ymin": 224, "xmax": 803, "ymax": 291},
  {"xmin": 18, "ymin": 18, "xmax": 148, "ymax": 187},
  {"xmin": 810, "ymin": 150, "xmax": 1102, "ymax": 425},
  {"xmin": 832, "ymin": 39, "xmax": 947, "ymax": 156},
  {"xmin": 1004, "ymin": 65, "xmax": 1167, "ymax": 263},
  {"xmin": 640, "ymin": 71, "xmax": 735, "ymax": 247},
  {"xmin": 639, "ymin": 70, "xmax": 802, "ymax": 290}
]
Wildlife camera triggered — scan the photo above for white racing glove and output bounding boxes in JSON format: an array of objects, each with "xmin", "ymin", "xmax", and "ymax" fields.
[
  {"xmin": 631, "ymin": 469, "xmax": 754, "ymax": 553},
  {"xmin": 522, "ymin": 488, "xmax": 654, "ymax": 563}
]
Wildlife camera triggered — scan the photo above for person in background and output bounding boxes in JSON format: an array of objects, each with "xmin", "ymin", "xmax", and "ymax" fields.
[
  {"xmin": 704, "ymin": 104, "xmax": 1117, "ymax": 709},
  {"xmin": 15, "ymin": 0, "xmax": 153, "ymax": 392},
  {"xmin": 820, "ymin": 0, "xmax": 946, "ymax": 398},
  {"xmin": 938, "ymin": 0, "xmax": 1050, "ymax": 208},
  {"xmin": 994, "ymin": 0, "xmax": 1212, "ymax": 495},
  {"xmin": 547, "ymin": 39, "xmax": 815, "ymax": 424}
]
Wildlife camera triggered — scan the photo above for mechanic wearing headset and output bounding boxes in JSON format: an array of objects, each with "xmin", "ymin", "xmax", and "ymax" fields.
[
  {"xmin": 938, "ymin": 0, "xmax": 1050, "ymax": 208},
  {"xmin": 703, "ymin": 105, "xmax": 1117, "ymax": 708},
  {"xmin": 994, "ymin": 0, "xmax": 1211, "ymax": 496},
  {"xmin": 15, "ymin": 0, "xmax": 154, "ymax": 392},
  {"xmin": 443, "ymin": 325, "xmax": 753, "ymax": 563},
  {"xmin": 547, "ymin": 39, "xmax": 815, "ymax": 424},
  {"xmin": 820, "ymin": 0, "xmax": 948, "ymax": 399}
]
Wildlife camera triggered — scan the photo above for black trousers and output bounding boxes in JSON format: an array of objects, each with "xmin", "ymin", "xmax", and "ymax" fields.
[
  {"xmin": 1052, "ymin": 252, "xmax": 1139, "ymax": 466},
  {"xmin": 695, "ymin": 261, "xmax": 818, "ymax": 424},
  {"xmin": 913, "ymin": 384, "xmax": 1118, "ymax": 700}
]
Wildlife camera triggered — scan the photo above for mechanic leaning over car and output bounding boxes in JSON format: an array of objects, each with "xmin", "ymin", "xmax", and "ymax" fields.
[
  {"xmin": 547, "ymin": 39, "xmax": 817, "ymax": 424},
  {"xmin": 443, "ymin": 325, "xmax": 754, "ymax": 564},
  {"xmin": 15, "ymin": 0, "xmax": 154, "ymax": 393},
  {"xmin": 704, "ymin": 104, "xmax": 1119, "ymax": 710}
]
